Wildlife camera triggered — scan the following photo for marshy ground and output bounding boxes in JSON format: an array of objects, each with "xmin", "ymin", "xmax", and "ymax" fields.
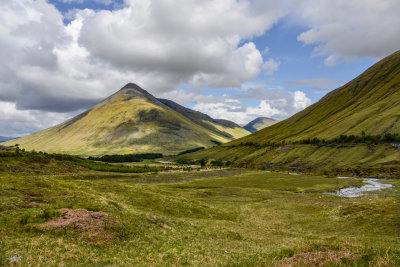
[{"xmin": 0, "ymin": 167, "xmax": 399, "ymax": 266}]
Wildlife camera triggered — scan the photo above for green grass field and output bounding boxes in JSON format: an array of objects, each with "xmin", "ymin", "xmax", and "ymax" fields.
[{"xmin": 1, "ymin": 162, "xmax": 399, "ymax": 266}]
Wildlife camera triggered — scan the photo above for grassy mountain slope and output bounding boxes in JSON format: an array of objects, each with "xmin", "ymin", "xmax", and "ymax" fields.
[
  {"xmin": 158, "ymin": 98, "xmax": 248, "ymax": 139},
  {"xmin": 184, "ymin": 51, "xmax": 400, "ymax": 173},
  {"xmin": 243, "ymin": 117, "xmax": 279, "ymax": 133},
  {"xmin": 238, "ymin": 50, "xmax": 400, "ymax": 143},
  {"xmin": 2, "ymin": 83, "xmax": 249, "ymax": 156},
  {"xmin": 186, "ymin": 143, "xmax": 399, "ymax": 176}
]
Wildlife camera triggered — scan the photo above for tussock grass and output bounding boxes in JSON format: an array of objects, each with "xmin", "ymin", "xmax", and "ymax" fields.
[{"xmin": 0, "ymin": 163, "xmax": 398, "ymax": 266}]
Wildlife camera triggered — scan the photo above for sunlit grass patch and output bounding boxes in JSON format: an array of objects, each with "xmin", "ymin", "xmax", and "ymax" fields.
[{"xmin": 0, "ymin": 168, "xmax": 398, "ymax": 266}]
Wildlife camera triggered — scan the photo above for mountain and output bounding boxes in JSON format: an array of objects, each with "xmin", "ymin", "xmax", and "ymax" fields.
[
  {"xmin": 0, "ymin": 136, "xmax": 14, "ymax": 142},
  {"xmin": 243, "ymin": 117, "xmax": 279, "ymax": 133},
  {"xmin": 1, "ymin": 83, "xmax": 250, "ymax": 156},
  {"xmin": 240, "ymin": 51, "xmax": 400, "ymax": 143},
  {"xmin": 183, "ymin": 50, "xmax": 400, "ymax": 172}
]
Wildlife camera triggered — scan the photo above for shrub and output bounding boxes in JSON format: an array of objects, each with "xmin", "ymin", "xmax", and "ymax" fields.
[
  {"xmin": 176, "ymin": 158, "xmax": 194, "ymax": 165},
  {"xmin": 210, "ymin": 160, "xmax": 224, "ymax": 167},
  {"xmin": 89, "ymin": 153, "xmax": 163, "ymax": 163}
]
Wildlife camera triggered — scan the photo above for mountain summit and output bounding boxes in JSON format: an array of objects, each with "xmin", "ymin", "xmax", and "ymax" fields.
[{"xmin": 3, "ymin": 84, "xmax": 249, "ymax": 155}]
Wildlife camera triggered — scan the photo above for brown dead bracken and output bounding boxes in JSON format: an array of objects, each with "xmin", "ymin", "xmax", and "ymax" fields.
[{"xmin": 38, "ymin": 209, "xmax": 117, "ymax": 242}]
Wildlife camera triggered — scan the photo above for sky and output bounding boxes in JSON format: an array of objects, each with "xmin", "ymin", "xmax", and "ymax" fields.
[{"xmin": 1, "ymin": 0, "xmax": 399, "ymax": 137}]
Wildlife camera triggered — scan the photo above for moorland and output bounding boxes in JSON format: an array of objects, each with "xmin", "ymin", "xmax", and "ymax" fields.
[{"xmin": 0, "ymin": 148, "xmax": 399, "ymax": 266}]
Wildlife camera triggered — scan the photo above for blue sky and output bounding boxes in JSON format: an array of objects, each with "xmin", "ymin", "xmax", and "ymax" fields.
[
  {"xmin": 0, "ymin": 0, "xmax": 399, "ymax": 136},
  {"xmin": 198, "ymin": 18, "xmax": 378, "ymax": 102},
  {"xmin": 253, "ymin": 19, "xmax": 377, "ymax": 102}
]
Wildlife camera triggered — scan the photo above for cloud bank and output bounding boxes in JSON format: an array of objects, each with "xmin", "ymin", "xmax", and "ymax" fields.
[
  {"xmin": 193, "ymin": 89, "xmax": 312, "ymax": 125},
  {"xmin": 0, "ymin": 0, "xmax": 399, "ymax": 135},
  {"xmin": 297, "ymin": 0, "xmax": 400, "ymax": 66}
]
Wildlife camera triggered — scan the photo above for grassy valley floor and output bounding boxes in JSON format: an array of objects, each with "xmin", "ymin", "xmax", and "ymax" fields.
[{"xmin": 0, "ymin": 166, "xmax": 399, "ymax": 266}]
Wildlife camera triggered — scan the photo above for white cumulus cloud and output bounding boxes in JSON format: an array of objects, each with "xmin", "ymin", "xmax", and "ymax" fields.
[
  {"xmin": 1, "ymin": 0, "xmax": 398, "ymax": 136},
  {"xmin": 0, "ymin": 0, "xmax": 292, "ymax": 135},
  {"xmin": 193, "ymin": 89, "xmax": 312, "ymax": 125},
  {"xmin": 297, "ymin": 0, "xmax": 400, "ymax": 65},
  {"xmin": 78, "ymin": 0, "xmax": 288, "ymax": 91}
]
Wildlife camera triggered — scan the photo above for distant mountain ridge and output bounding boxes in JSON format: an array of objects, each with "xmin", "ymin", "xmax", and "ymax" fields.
[
  {"xmin": 243, "ymin": 117, "xmax": 279, "ymax": 133},
  {"xmin": 2, "ymin": 83, "xmax": 250, "ymax": 155},
  {"xmin": 0, "ymin": 136, "xmax": 14, "ymax": 142}
]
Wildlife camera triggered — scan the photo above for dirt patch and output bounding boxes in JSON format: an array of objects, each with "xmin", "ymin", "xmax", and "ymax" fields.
[
  {"xmin": 275, "ymin": 250, "xmax": 353, "ymax": 266},
  {"xmin": 37, "ymin": 209, "xmax": 118, "ymax": 242}
]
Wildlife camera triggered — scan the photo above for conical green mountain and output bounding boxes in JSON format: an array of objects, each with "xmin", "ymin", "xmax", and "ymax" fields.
[
  {"xmin": 3, "ymin": 83, "xmax": 249, "ymax": 156},
  {"xmin": 185, "ymin": 50, "xmax": 400, "ymax": 171}
]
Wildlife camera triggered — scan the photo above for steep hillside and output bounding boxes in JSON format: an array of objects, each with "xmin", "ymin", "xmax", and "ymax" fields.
[
  {"xmin": 243, "ymin": 117, "xmax": 279, "ymax": 133},
  {"xmin": 2, "ymin": 83, "xmax": 249, "ymax": 156},
  {"xmin": 238, "ymin": 50, "xmax": 400, "ymax": 143},
  {"xmin": 158, "ymin": 99, "xmax": 248, "ymax": 139},
  {"xmin": 184, "ymin": 50, "xmax": 400, "ymax": 173}
]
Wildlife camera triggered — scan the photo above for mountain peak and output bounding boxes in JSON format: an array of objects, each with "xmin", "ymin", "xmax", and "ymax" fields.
[
  {"xmin": 119, "ymin": 83, "xmax": 149, "ymax": 94},
  {"xmin": 115, "ymin": 82, "xmax": 159, "ymax": 103},
  {"xmin": 121, "ymin": 83, "xmax": 142, "ymax": 90}
]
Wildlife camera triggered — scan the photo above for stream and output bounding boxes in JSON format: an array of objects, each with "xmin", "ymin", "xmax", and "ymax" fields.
[{"xmin": 332, "ymin": 177, "xmax": 393, "ymax": 198}]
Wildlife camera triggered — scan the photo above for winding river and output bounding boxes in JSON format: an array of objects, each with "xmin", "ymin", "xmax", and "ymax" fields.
[{"xmin": 333, "ymin": 177, "xmax": 393, "ymax": 198}]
